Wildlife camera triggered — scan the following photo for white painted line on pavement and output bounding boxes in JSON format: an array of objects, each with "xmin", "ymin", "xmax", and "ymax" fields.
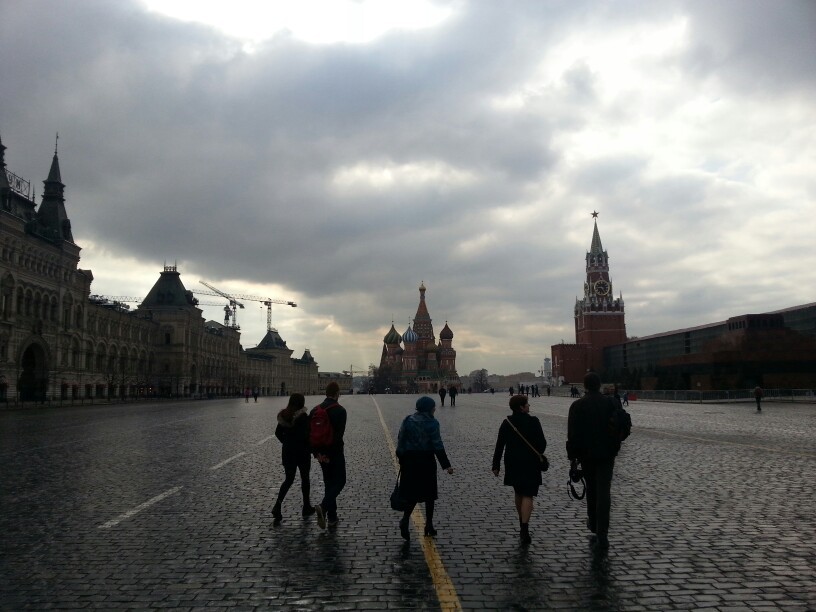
[
  {"xmin": 98, "ymin": 486, "xmax": 182, "ymax": 529},
  {"xmin": 210, "ymin": 451, "xmax": 247, "ymax": 470},
  {"xmin": 255, "ymin": 436, "xmax": 274, "ymax": 446}
]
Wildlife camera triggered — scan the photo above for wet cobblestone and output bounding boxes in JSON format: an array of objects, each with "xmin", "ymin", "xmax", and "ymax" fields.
[{"xmin": 1, "ymin": 395, "xmax": 815, "ymax": 610}]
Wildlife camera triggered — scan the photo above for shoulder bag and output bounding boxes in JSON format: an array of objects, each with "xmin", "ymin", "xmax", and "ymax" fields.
[
  {"xmin": 390, "ymin": 469, "xmax": 408, "ymax": 511},
  {"xmin": 504, "ymin": 417, "xmax": 549, "ymax": 471}
]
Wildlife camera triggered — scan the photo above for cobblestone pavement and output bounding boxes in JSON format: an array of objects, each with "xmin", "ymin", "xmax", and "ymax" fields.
[{"xmin": 1, "ymin": 394, "xmax": 814, "ymax": 610}]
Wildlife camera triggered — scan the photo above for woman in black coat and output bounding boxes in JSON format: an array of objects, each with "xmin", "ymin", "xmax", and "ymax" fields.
[
  {"xmin": 272, "ymin": 393, "xmax": 315, "ymax": 524},
  {"xmin": 492, "ymin": 394, "xmax": 547, "ymax": 544}
]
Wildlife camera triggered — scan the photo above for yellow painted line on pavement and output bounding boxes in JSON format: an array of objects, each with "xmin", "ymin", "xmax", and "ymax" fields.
[{"xmin": 372, "ymin": 397, "xmax": 463, "ymax": 612}]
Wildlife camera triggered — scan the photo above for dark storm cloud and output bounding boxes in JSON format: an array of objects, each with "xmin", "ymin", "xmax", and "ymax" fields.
[{"xmin": 1, "ymin": 0, "xmax": 813, "ymax": 373}]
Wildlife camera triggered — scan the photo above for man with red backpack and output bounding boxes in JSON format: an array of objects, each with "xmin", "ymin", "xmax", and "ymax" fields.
[{"xmin": 310, "ymin": 381, "xmax": 347, "ymax": 529}]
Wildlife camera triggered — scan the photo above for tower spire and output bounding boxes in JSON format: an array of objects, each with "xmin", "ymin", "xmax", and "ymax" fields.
[
  {"xmin": 37, "ymin": 136, "xmax": 73, "ymax": 242},
  {"xmin": 590, "ymin": 212, "xmax": 603, "ymax": 254}
]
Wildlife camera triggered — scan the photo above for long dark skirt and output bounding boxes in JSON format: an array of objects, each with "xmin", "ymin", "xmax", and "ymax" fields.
[{"xmin": 399, "ymin": 450, "xmax": 438, "ymax": 503}]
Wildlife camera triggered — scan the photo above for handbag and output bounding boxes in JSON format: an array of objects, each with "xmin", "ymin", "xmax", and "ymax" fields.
[
  {"xmin": 390, "ymin": 469, "xmax": 408, "ymax": 511},
  {"xmin": 504, "ymin": 417, "xmax": 549, "ymax": 471}
]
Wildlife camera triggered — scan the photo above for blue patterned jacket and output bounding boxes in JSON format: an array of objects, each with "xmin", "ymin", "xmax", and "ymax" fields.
[{"xmin": 396, "ymin": 412, "xmax": 451, "ymax": 469}]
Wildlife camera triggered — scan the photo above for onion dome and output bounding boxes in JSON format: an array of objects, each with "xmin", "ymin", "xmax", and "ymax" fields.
[
  {"xmin": 403, "ymin": 324, "xmax": 418, "ymax": 343},
  {"xmin": 383, "ymin": 323, "xmax": 402, "ymax": 345},
  {"xmin": 440, "ymin": 322, "xmax": 453, "ymax": 340}
]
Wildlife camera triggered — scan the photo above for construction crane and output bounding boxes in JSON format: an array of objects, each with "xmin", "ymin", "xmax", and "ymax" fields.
[
  {"xmin": 197, "ymin": 281, "xmax": 245, "ymax": 329},
  {"xmin": 342, "ymin": 364, "xmax": 368, "ymax": 395},
  {"xmin": 195, "ymin": 282, "xmax": 297, "ymax": 332},
  {"xmin": 89, "ymin": 294, "xmax": 257, "ymax": 329}
]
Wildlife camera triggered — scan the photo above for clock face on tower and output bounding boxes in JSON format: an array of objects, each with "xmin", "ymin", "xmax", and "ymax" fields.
[{"xmin": 594, "ymin": 279, "xmax": 610, "ymax": 296}]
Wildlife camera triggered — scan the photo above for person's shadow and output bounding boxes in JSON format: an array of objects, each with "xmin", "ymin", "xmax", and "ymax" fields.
[{"xmin": 587, "ymin": 548, "xmax": 620, "ymax": 609}]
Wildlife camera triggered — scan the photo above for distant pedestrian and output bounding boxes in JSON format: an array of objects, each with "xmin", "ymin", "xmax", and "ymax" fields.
[
  {"xmin": 311, "ymin": 382, "xmax": 347, "ymax": 529},
  {"xmin": 754, "ymin": 386, "xmax": 763, "ymax": 412},
  {"xmin": 245, "ymin": 388, "xmax": 250, "ymax": 403},
  {"xmin": 622, "ymin": 391, "xmax": 629, "ymax": 406},
  {"xmin": 396, "ymin": 396, "xmax": 454, "ymax": 541},
  {"xmin": 272, "ymin": 393, "xmax": 315, "ymax": 524},
  {"xmin": 492, "ymin": 395, "xmax": 548, "ymax": 545},
  {"xmin": 546, "ymin": 385, "xmax": 551, "ymax": 397},
  {"xmin": 509, "ymin": 387, "xmax": 514, "ymax": 396},
  {"xmin": 567, "ymin": 372, "xmax": 629, "ymax": 551},
  {"xmin": 253, "ymin": 387, "xmax": 259, "ymax": 402},
  {"xmin": 448, "ymin": 385, "xmax": 458, "ymax": 406},
  {"xmin": 438, "ymin": 386, "xmax": 447, "ymax": 406},
  {"xmin": 612, "ymin": 385, "xmax": 622, "ymax": 409}
]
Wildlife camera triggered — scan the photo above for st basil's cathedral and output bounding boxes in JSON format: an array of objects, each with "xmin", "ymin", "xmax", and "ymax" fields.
[{"xmin": 379, "ymin": 282, "xmax": 459, "ymax": 393}]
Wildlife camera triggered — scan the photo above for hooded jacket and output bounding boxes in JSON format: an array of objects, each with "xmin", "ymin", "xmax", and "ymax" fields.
[{"xmin": 275, "ymin": 407, "xmax": 310, "ymax": 460}]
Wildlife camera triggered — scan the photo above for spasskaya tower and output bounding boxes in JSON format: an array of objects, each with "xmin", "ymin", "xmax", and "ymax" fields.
[{"xmin": 551, "ymin": 212, "xmax": 627, "ymax": 383}]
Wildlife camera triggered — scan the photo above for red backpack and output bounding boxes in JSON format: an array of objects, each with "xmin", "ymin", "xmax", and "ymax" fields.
[{"xmin": 309, "ymin": 402, "xmax": 336, "ymax": 449}]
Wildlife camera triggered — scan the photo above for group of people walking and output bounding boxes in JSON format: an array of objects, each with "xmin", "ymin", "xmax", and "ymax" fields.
[
  {"xmin": 508, "ymin": 384, "xmax": 546, "ymax": 397},
  {"xmin": 272, "ymin": 373, "xmax": 628, "ymax": 552},
  {"xmin": 437, "ymin": 385, "xmax": 458, "ymax": 406},
  {"xmin": 272, "ymin": 382, "xmax": 347, "ymax": 529}
]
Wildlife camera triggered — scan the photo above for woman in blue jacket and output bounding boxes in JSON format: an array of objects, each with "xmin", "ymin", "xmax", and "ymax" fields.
[{"xmin": 396, "ymin": 396, "xmax": 454, "ymax": 541}]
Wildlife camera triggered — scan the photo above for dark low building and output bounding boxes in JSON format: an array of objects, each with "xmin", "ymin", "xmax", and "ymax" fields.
[
  {"xmin": 552, "ymin": 214, "xmax": 816, "ymax": 391},
  {"xmin": 603, "ymin": 306, "xmax": 816, "ymax": 391}
]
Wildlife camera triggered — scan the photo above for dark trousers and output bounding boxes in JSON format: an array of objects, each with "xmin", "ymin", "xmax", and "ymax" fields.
[
  {"xmin": 276, "ymin": 455, "xmax": 311, "ymax": 507},
  {"xmin": 583, "ymin": 458, "xmax": 615, "ymax": 537},
  {"xmin": 319, "ymin": 453, "xmax": 347, "ymax": 519}
]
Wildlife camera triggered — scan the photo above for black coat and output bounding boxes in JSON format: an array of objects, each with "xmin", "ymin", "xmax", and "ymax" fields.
[
  {"xmin": 492, "ymin": 412, "xmax": 547, "ymax": 490},
  {"xmin": 275, "ymin": 408, "xmax": 310, "ymax": 466},
  {"xmin": 566, "ymin": 391, "xmax": 620, "ymax": 461}
]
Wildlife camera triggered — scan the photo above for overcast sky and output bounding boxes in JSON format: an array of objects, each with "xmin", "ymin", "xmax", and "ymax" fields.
[{"xmin": 2, "ymin": 0, "xmax": 814, "ymax": 375}]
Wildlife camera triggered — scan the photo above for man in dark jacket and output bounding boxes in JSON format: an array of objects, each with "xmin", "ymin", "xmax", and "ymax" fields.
[
  {"xmin": 311, "ymin": 381, "xmax": 347, "ymax": 529},
  {"xmin": 566, "ymin": 372, "xmax": 621, "ymax": 551},
  {"xmin": 448, "ymin": 385, "xmax": 457, "ymax": 406}
]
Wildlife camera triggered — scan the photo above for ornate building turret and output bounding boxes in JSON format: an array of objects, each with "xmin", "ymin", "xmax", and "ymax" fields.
[
  {"xmin": 552, "ymin": 212, "xmax": 627, "ymax": 382},
  {"xmin": 35, "ymin": 136, "xmax": 74, "ymax": 243},
  {"xmin": 413, "ymin": 281, "xmax": 435, "ymax": 350},
  {"xmin": 402, "ymin": 322, "xmax": 418, "ymax": 376},
  {"xmin": 0, "ymin": 133, "xmax": 9, "ymax": 192},
  {"xmin": 438, "ymin": 322, "xmax": 456, "ymax": 372},
  {"xmin": 382, "ymin": 322, "xmax": 402, "ymax": 367}
]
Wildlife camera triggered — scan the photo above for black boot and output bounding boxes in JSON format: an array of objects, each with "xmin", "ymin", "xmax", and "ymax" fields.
[
  {"xmin": 272, "ymin": 503, "xmax": 283, "ymax": 525},
  {"xmin": 400, "ymin": 517, "xmax": 410, "ymax": 541},
  {"xmin": 520, "ymin": 523, "xmax": 531, "ymax": 545}
]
